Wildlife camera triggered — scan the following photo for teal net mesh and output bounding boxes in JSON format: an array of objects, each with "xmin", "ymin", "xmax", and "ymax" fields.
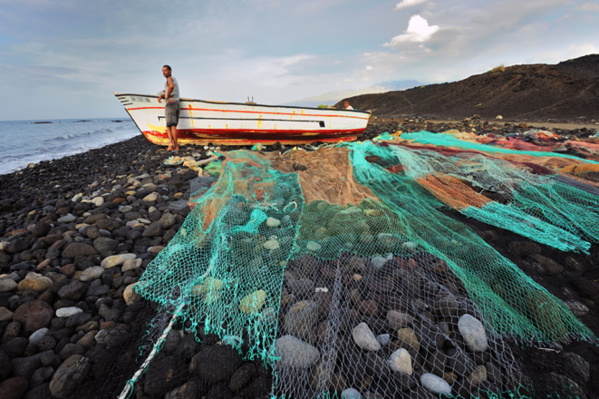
[
  {"xmin": 130, "ymin": 136, "xmax": 597, "ymax": 398},
  {"xmin": 374, "ymin": 143, "xmax": 599, "ymax": 253},
  {"xmin": 399, "ymin": 131, "xmax": 599, "ymax": 164}
]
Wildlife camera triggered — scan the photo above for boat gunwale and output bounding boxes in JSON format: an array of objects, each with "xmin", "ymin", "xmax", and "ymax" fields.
[{"xmin": 114, "ymin": 93, "xmax": 371, "ymax": 116}]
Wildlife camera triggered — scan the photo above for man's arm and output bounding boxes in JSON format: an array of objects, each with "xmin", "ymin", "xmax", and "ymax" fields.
[{"xmin": 165, "ymin": 77, "xmax": 175, "ymax": 100}]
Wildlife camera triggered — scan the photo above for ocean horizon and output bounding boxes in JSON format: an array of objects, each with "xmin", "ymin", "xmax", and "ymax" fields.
[{"xmin": 0, "ymin": 117, "xmax": 140, "ymax": 176}]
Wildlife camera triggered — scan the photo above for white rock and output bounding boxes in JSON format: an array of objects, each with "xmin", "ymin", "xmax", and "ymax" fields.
[
  {"xmin": 80, "ymin": 266, "xmax": 105, "ymax": 282},
  {"xmin": 388, "ymin": 348, "xmax": 412, "ymax": 375},
  {"xmin": 458, "ymin": 314, "xmax": 488, "ymax": 352},
  {"xmin": 58, "ymin": 214, "xmax": 77, "ymax": 223},
  {"xmin": 306, "ymin": 241, "xmax": 321, "ymax": 252},
  {"xmin": 71, "ymin": 193, "xmax": 83, "ymax": 203},
  {"xmin": 421, "ymin": 373, "xmax": 452, "ymax": 395},
  {"xmin": 371, "ymin": 256, "xmax": 387, "ymax": 270},
  {"xmin": 24, "ymin": 271, "xmax": 44, "ymax": 279},
  {"xmin": 142, "ymin": 183, "xmax": 157, "ymax": 191},
  {"xmin": 401, "ymin": 241, "xmax": 418, "ymax": 252},
  {"xmin": 56, "ymin": 307, "xmax": 83, "ymax": 318},
  {"xmin": 341, "ymin": 388, "xmax": 361, "ymax": 399},
  {"xmin": 376, "ymin": 334, "xmax": 391, "ymax": 346},
  {"xmin": 122, "ymin": 258, "xmax": 142, "ymax": 272},
  {"xmin": 266, "ymin": 217, "xmax": 281, "ymax": 228},
  {"xmin": 124, "ymin": 283, "xmax": 143, "ymax": 306},
  {"xmin": 101, "ymin": 253, "xmax": 136, "ymax": 269},
  {"xmin": 495, "ymin": 115, "xmax": 503, "ymax": 120},
  {"xmin": 263, "ymin": 239, "xmax": 280, "ymax": 250},
  {"xmin": 387, "ymin": 310, "xmax": 414, "ymax": 329},
  {"xmin": 29, "ymin": 328, "xmax": 49, "ymax": 345},
  {"xmin": 147, "ymin": 246, "xmax": 164, "ymax": 255},
  {"xmin": 0, "ymin": 279, "xmax": 17, "ymax": 292},
  {"xmin": 92, "ymin": 197, "xmax": 104, "ymax": 207},
  {"xmin": 566, "ymin": 300, "xmax": 589, "ymax": 316},
  {"xmin": 275, "ymin": 335, "xmax": 320, "ymax": 368},
  {"xmin": 352, "ymin": 322, "xmax": 381, "ymax": 351},
  {"xmin": 143, "ymin": 192, "xmax": 159, "ymax": 202}
]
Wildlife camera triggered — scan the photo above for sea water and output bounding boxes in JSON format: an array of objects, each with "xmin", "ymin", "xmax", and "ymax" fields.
[{"xmin": 0, "ymin": 118, "xmax": 140, "ymax": 175}]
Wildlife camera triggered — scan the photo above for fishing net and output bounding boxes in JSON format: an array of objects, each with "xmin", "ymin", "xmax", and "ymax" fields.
[
  {"xmin": 375, "ymin": 143, "xmax": 599, "ymax": 253},
  {"xmin": 97, "ymin": 132, "xmax": 598, "ymax": 398}
]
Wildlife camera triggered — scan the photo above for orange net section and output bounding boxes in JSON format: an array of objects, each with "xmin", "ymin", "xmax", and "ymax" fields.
[
  {"xmin": 561, "ymin": 163, "xmax": 599, "ymax": 175},
  {"xmin": 414, "ymin": 173, "xmax": 492, "ymax": 211},
  {"xmin": 189, "ymin": 154, "xmax": 280, "ymax": 242},
  {"xmin": 267, "ymin": 146, "xmax": 378, "ymax": 206}
]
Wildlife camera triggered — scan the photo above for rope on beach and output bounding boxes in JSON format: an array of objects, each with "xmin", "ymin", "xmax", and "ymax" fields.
[{"xmin": 117, "ymin": 301, "xmax": 186, "ymax": 399}]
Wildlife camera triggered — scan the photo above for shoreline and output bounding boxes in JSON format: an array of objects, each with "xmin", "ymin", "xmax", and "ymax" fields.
[
  {"xmin": 0, "ymin": 118, "xmax": 137, "ymax": 178},
  {"xmin": 3, "ymin": 115, "xmax": 597, "ymax": 179}
]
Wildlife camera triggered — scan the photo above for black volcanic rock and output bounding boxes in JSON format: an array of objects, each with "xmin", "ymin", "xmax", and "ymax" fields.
[{"xmin": 339, "ymin": 54, "xmax": 599, "ymax": 121}]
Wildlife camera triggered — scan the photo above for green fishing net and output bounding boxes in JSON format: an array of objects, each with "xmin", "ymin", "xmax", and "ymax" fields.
[
  {"xmin": 132, "ymin": 136, "xmax": 597, "ymax": 398},
  {"xmin": 376, "ymin": 143, "xmax": 599, "ymax": 253}
]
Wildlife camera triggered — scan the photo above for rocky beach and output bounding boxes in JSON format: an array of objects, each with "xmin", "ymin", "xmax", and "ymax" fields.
[{"xmin": 1, "ymin": 118, "xmax": 598, "ymax": 399}]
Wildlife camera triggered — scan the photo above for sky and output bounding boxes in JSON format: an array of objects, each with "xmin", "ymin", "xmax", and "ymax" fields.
[{"xmin": 0, "ymin": 0, "xmax": 598, "ymax": 120}]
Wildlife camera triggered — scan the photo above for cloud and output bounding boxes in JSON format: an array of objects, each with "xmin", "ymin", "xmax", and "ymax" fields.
[
  {"xmin": 2, "ymin": 0, "xmax": 599, "ymax": 120},
  {"xmin": 384, "ymin": 15, "xmax": 439, "ymax": 47},
  {"xmin": 394, "ymin": 0, "xmax": 427, "ymax": 10},
  {"xmin": 577, "ymin": 2, "xmax": 599, "ymax": 12},
  {"xmin": 567, "ymin": 44, "xmax": 599, "ymax": 56}
]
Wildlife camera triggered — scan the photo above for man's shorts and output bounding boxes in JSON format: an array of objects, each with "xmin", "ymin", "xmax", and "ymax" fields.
[{"xmin": 165, "ymin": 102, "xmax": 180, "ymax": 127}]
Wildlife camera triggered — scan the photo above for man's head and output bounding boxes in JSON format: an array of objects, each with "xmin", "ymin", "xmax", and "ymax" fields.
[
  {"xmin": 162, "ymin": 65, "xmax": 172, "ymax": 77},
  {"xmin": 343, "ymin": 101, "xmax": 350, "ymax": 107}
]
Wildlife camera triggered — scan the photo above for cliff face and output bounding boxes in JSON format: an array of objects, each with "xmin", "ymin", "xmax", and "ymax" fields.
[{"xmin": 340, "ymin": 55, "xmax": 599, "ymax": 121}]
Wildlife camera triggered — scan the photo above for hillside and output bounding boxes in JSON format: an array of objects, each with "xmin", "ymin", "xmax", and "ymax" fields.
[{"xmin": 340, "ymin": 55, "xmax": 599, "ymax": 122}]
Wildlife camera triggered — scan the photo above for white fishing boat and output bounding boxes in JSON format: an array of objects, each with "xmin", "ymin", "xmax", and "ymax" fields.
[{"xmin": 115, "ymin": 93, "xmax": 370, "ymax": 146}]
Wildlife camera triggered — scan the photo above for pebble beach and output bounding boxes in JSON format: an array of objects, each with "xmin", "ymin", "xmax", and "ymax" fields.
[{"xmin": 0, "ymin": 118, "xmax": 598, "ymax": 398}]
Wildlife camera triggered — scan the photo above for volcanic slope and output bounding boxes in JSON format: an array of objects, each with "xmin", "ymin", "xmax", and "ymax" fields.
[{"xmin": 340, "ymin": 54, "xmax": 599, "ymax": 122}]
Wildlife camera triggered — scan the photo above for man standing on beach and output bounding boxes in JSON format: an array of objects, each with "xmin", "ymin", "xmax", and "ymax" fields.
[{"xmin": 157, "ymin": 65, "xmax": 180, "ymax": 151}]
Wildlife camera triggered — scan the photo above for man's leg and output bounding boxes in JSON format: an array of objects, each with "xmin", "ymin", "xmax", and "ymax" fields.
[
  {"xmin": 171, "ymin": 125, "xmax": 179, "ymax": 150},
  {"xmin": 165, "ymin": 103, "xmax": 175, "ymax": 150},
  {"xmin": 166, "ymin": 126, "xmax": 174, "ymax": 151}
]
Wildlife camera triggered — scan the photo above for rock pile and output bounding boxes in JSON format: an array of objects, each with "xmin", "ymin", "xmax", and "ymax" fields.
[{"xmin": 272, "ymin": 250, "xmax": 518, "ymax": 398}]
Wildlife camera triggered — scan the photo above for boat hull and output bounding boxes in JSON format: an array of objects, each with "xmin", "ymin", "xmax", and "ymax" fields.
[{"xmin": 115, "ymin": 93, "xmax": 370, "ymax": 146}]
